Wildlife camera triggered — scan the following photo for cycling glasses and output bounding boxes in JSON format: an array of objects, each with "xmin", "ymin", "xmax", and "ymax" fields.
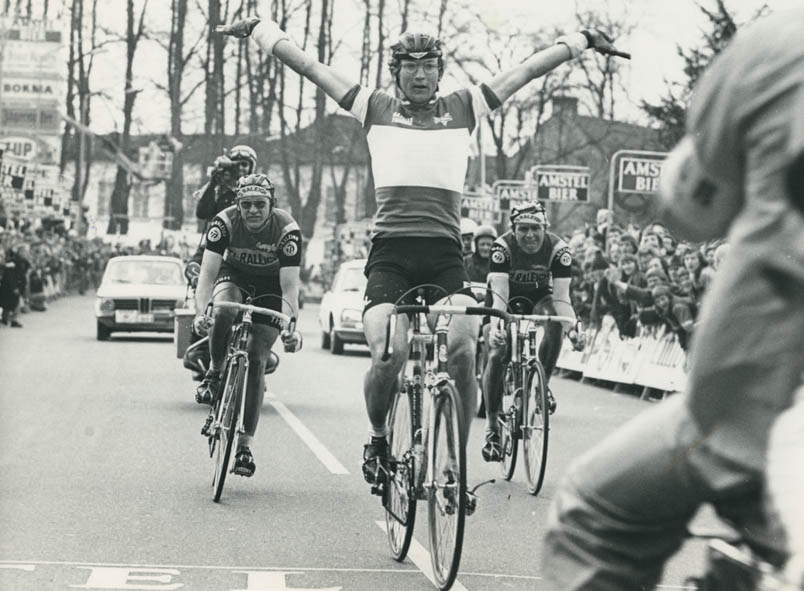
[
  {"xmin": 400, "ymin": 61, "xmax": 439, "ymax": 74},
  {"xmin": 237, "ymin": 199, "xmax": 269, "ymax": 211}
]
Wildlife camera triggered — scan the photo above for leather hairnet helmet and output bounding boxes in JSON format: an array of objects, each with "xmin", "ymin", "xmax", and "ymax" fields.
[
  {"xmin": 389, "ymin": 31, "xmax": 444, "ymax": 78},
  {"xmin": 228, "ymin": 145, "xmax": 258, "ymax": 174}
]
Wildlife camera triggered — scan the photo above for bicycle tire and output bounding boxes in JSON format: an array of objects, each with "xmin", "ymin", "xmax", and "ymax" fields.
[
  {"xmin": 428, "ymin": 382, "xmax": 467, "ymax": 590},
  {"xmin": 212, "ymin": 359, "xmax": 244, "ymax": 502},
  {"xmin": 499, "ymin": 362, "xmax": 518, "ymax": 481},
  {"xmin": 384, "ymin": 387, "xmax": 417, "ymax": 561},
  {"xmin": 522, "ymin": 362, "xmax": 549, "ymax": 496}
]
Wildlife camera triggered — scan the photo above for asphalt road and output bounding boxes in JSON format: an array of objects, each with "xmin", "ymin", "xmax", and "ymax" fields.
[{"xmin": 0, "ymin": 295, "xmax": 716, "ymax": 590}]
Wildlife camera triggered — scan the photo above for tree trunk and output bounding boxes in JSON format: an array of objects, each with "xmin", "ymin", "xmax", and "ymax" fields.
[
  {"xmin": 106, "ymin": 0, "xmax": 148, "ymax": 235},
  {"xmin": 163, "ymin": 0, "xmax": 188, "ymax": 230},
  {"xmin": 299, "ymin": 0, "xmax": 330, "ymax": 238}
]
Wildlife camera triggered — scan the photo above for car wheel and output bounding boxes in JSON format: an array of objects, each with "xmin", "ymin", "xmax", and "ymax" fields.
[
  {"xmin": 330, "ymin": 321, "xmax": 344, "ymax": 355},
  {"xmin": 321, "ymin": 329, "xmax": 331, "ymax": 350},
  {"xmin": 97, "ymin": 321, "xmax": 111, "ymax": 341}
]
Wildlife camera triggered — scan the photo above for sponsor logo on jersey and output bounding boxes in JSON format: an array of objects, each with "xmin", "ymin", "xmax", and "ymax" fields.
[
  {"xmin": 510, "ymin": 267, "xmax": 549, "ymax": 287},
  {"xmin": 491, "ymin": 250, "xmax": 506, "ymax": 264},
  {"xmin": 434, "ymin": 113, "xmax": 452, "ymax": 126},
  {"xmin": 559, "ymin": 251, "xmax": 572, "ymax": 266},
  {"xmin": 207, "ymin": 227, "xmax": 222, "ymax": 242},
  {"xmin": 282, "ymin": 241, "xmax": 298, "ymax": 257},
  {"xmin": 392, "ymin": 112, "xmax": 413, "ymax": 126},
  {"xmin": 255, "ymin": 241, "xmax": 276, "ymax": 253}
]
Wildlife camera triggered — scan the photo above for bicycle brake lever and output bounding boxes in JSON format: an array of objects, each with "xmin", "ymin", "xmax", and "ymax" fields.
[{"xmin": 469, "ymin": 478, "xmax": 496, "ymax": 495}]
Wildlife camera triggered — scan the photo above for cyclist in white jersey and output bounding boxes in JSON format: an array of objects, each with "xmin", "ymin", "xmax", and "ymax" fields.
[{"xmin": 219, "ymin": 7, "xmax": 626, "ymax": 492}]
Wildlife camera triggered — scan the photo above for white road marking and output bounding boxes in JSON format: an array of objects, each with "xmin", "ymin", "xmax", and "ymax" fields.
[
  {"xmin": 374, "ymin": 521, "xmax": 469, "ymax": 591},
  {"xmin": 0, "ymin": 560, "xmax": 419, "ymax": 574},
  {"xmin": 266, "ymin": 396, "xmax": 349, "ymax": 475}
]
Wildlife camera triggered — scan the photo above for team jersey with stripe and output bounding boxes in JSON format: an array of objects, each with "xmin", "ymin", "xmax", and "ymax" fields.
[
  {"xmin": 204, "ymin": 206, "xmax": 302, "ymax": 277},
  {"xmin": 488, "ymin": 230, "xmax": 573, "ymax": 301},
  {"xmin": 342, "ymin": 85, "xmax": 497, "ymax": 245}
]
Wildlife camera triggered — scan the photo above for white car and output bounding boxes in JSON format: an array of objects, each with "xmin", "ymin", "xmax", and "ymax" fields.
[
  {"xmin": 94, "ymin": 255, "xmax": 188, "ymax": 341},
  {"xmin": 318, "ymin": 258, "xmax": 368, "ymax": 354}
]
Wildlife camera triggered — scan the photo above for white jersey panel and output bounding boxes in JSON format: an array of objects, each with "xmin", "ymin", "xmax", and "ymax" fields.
[{"xmin": 367, "ymin": 126, "xmax": 472, "ymax": 192}]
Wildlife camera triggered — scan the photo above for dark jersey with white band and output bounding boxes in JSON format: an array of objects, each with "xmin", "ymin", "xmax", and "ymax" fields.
[
  {"xmin": 488, "ymin": 230, "xmax": 573, "ymax": 301},
  {"xmin": 204, "ymin": 206, "xmax": 302, "ymax": 277}
]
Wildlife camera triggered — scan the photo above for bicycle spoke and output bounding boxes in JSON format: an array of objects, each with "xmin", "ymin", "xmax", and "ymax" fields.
[
  {"xmin": 428, "ymin": 384, "xmax": 466, "ymax": 590},
  {"xmin": 384, "ymin": 388, "xmax": 417, "ymax": 561},
  {"xmin": 522, "ymin": 363, "xmax": 549, "ymax": 496}
]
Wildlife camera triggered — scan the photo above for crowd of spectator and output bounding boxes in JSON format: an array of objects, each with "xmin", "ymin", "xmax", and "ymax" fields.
[
  {"xmin": 0, "ymin": 220, "xmax": 196, "ymax": 330},
  {"xmin": 566, "ymin": 208, "xmax": 729, "ymax": 351}
]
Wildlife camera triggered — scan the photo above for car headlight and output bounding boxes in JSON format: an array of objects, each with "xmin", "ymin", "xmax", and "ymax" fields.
[
  {"xmin": 95, "ymin": 297, "xmax": 114, "ymax": 316},
  {"xmin": 340, "ymin": 308, "xmax": 362, "ymax": 324}
]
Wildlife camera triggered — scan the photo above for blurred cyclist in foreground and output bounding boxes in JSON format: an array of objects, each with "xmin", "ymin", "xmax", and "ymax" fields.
[{"xmin": 543, "ymin": 8, "xmax": 804, "ymax": 589}]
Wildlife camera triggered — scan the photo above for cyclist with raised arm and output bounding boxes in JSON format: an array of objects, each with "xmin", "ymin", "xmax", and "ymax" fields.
[
  {"xmin": 543, "ymin": 8, "xmax": 804, "ymax": 589},
  {"xmin": 218, "ymin": 7, "xmax": 626, "ymax": 493},
  {"xmin": 193, "ymin": 173, "xmax": 303, "ymax": 478},
  {"xmin": 481, "ymin": 202, "xmax": 584, "ymax": 462}
]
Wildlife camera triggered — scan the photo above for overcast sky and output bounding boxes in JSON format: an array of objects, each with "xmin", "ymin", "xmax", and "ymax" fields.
[{"xmin": 43, "ymin": 0, "xmax": 802, "ymax": 135}]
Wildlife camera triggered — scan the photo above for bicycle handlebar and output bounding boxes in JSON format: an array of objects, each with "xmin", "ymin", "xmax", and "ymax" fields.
[
  {"xmin": 213, "ymin": 300, "xmax": 295, "ymax": 331},
  {"xmin": 380, "ymin": 304, "xmax": 509, "ymax": 362},
  {"xmin": 506, "ymin": 313, "xmax": 577, "ymax": 325}
]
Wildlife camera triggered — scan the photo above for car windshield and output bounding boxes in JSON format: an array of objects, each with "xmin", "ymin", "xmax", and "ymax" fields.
[
  {"xmin": 338, "ymin": 268, "xmax": 367, "ymax": 292},
  {"xmin": 105, "ymin": 260, "xmax": 183, "ymax": 285}
]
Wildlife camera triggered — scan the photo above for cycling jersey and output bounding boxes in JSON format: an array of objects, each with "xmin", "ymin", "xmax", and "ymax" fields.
[
  {"xmin": 488, "ymin": 230, "xmax": 573, "ymax": 302},
  {"xmin": 204, "ymin": 205, "xmax": 302, "ymax": 277},
  {"xmin": 340, "ymin": 84, "xmax": 499, "ymax": 245}
]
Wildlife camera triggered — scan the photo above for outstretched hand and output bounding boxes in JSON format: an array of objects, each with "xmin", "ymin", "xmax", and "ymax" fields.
[
  {"xmin": 581, "ymin": 30, "xmax": 631, "ymax": 60},
  {"xmin": 215, "ymin": 15, "xmax": 261, "ymax": 38}
]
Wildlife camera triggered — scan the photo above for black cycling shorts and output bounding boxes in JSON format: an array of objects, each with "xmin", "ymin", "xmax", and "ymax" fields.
[
  {"xmin": 363, "ymin": 237, "xmax": 473, "ymax": 312},
  {"xmin": 482, "ymin": 292, "xmax": 553, "ymax": 326},
  {"xmin": 213, "ymin": 262, "xmax": 283, "ymax": 329}
]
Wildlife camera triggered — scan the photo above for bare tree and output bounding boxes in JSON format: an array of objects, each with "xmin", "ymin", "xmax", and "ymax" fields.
[
  {"xmin": 106, "ymin": 0, "xmax": 149, "ymax": 235},
  {"xmin": 574, "ymin": 10, "xmax": 634, "ymax": 120}
]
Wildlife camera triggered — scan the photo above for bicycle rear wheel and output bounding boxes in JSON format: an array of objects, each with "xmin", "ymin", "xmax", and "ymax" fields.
[
  {"xmin": 428, "ymin": 382, "xmax": 466, "ymax": 590},
  {"xmin": 212, "ymin": 359, "xmax": 244, "ymax": 502},
  {"xmin": 498, "ymin": 362, "xmax": 518, "ymax": 481},
  {"xmin": 384, "ymin": 387, "xmax": 417, "ymax": 561},
  {"xmin": 522, "ymin": 362, "xmax": 549, "ymax": 496}
]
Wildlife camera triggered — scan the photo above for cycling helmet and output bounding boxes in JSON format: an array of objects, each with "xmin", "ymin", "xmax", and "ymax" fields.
[
  {"xmin": 229, "ymin": 145, "xmax": 258, "ymax": 174},
  {"xmin": 510, "ymin": 201, "xmax": 549, "ymax": 226},
  {"xmin": 389, "ymin": 30, "xmax": 444, "ymax": 77},
  {"xmin": 460, "ymin": 218, "xmax": 479, "ymax": 237},
  {"xmin": 236, "ymin": 173, "xmax": 276, "ymax": 204},
  {"xmin": 474, "ymin": 224, "xmax": 498, "ymax": 242}
]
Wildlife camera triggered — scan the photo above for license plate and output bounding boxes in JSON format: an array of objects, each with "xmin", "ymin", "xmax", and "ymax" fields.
[{"xmin": 115, "ymin": 310, "xmax": 154, "ymax": 323}]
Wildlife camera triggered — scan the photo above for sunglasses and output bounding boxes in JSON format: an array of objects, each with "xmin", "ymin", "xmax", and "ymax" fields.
[
  {"xmin": 400, "ymin": 61, "xmax": 439, "ymax": 74},
  {"xmin": 238, "ymin": 199, "xmax": 269, "ymax": 211}
]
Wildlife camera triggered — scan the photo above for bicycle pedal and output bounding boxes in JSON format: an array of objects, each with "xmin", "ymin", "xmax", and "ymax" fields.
[{"xmin": 465, "ymin": 494, "xmax": 477, "ymax": 517}]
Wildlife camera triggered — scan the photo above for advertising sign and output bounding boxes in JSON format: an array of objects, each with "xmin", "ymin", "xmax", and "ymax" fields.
[
  {"xmin": 530, "ymin": 165, "xmax": 590, "ymax": 202},
  {"xmin": 460, "ymin": 192, "xmax": 499, "ymax": 225},
  {"xmin": 617, "ymin": 155, "xmax": 666, "ymax": 194}
]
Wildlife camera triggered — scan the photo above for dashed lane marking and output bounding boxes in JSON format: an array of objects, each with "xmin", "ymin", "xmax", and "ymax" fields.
[
  {"xmin": 375, "ymin": 521, "xmax": 470, "ymax": 591},
  {"xmin": 266, "ymin": 395, "xmax": 350, "ymax": 475}
]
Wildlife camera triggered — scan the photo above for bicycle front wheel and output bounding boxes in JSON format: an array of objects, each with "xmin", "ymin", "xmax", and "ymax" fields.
[
  {"xmin": 428, "ymin": 382, "xmax": 467, "ymax": 590},
  {"xmin": 212, "ymin": 359, "xmax": 244, "ymax": 503},
  {"xmin": 384, "ymin": 387, "xmax": 417, "ymax": 561},
  {"xmin": 499, "ymin": 363, "xmax": 518, "ymax": 481},
  {"xmin": 522, "ymin": 362, "xmax": 549, "ymax": 496}
]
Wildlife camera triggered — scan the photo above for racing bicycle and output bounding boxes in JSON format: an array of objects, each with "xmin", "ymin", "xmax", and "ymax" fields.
[
  {"xmin": 496, "ymin": 303, "xmax": 576, "ymax": 495},
  {"xmin": 204, "ymin": 298, "xmax": 295, "ymax": 503},
  {"xmin": 380, "ymin": 292, "xmax": 505, "ymax": 590},
  {"xmin": 684, "ymin": 521, "xmax": 797, "ymax": 590}
]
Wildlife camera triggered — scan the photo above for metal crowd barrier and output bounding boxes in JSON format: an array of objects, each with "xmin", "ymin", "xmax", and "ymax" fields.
[{"xmin": 555, "ymin": 315, "xmax": 687, "ymax": 398}]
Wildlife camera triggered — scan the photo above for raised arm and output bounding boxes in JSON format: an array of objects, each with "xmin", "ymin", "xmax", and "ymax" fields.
[
  {"xmin": 488, "ymin": 31, "xmax": 630, "ymax": 105},
  {"xmin": 218, "ymin": 16, "xmax": 356, "ymax": 104}
]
